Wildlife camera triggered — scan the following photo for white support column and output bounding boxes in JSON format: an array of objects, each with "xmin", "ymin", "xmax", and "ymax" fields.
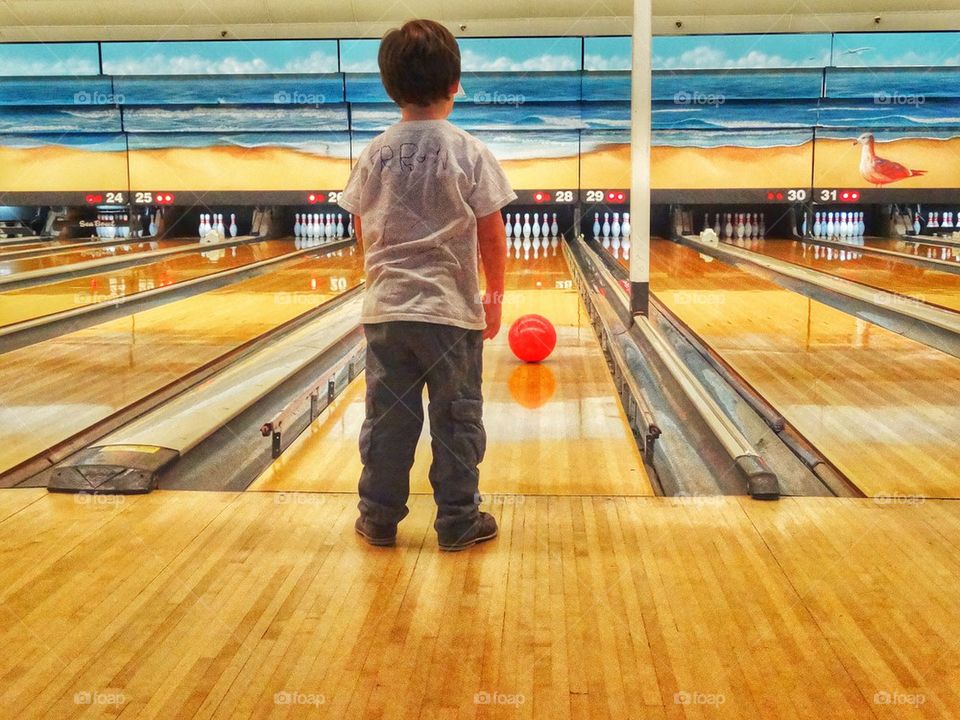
[{"xmin": 629, "ymin": 0, "xmax": 652, "ymax": 317}]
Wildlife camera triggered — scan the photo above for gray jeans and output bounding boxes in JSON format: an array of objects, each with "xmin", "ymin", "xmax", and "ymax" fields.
[{"xmin": 358, "ymin": 321, "xmax": 486, "ymax": 532}]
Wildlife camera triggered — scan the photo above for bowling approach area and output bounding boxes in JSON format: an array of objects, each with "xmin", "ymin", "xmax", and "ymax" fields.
[{"xmin": 3, "ymin": 4, "xmax": 960, "ymax": 720}]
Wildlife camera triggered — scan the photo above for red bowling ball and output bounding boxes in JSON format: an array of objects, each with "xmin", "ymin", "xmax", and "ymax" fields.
[{"xmin": 508, "ymin": 314, "xmax": 557, "ymax": 363}]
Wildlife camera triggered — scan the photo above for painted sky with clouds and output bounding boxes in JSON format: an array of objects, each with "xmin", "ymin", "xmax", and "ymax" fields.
[
  {"xmin": 833, "ymin": 32, "xmax": 960, "ymax": 66},
  {"xmin": 101, "ymin": 40, "xmax": 339, "ymax": 75},
  {"xmin": 0, "ymin": 43, "xmax": 99, "ymax": 76}
]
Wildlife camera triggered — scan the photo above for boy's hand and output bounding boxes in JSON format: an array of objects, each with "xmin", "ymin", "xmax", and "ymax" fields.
[
  {"xmin": 476, "ymin": 211, "xmax": 507, "ymax": 341},
  {"xmin": 482, "ymin": 291, "xmax": 502, "ymax": 340}
]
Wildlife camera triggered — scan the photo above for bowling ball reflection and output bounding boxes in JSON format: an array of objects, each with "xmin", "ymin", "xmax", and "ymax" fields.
[{"xmin": 507, "ymin": 363, "xmax": 557, "ymax": 409}]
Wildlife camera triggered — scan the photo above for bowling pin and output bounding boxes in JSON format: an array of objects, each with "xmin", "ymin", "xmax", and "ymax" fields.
[
  {"xmin": 198, "ymin": 214, "xmax": 206, "ymax": 238},
  {"xmin": 703, "ymin": 212, "xmax": 710, "ymax": 233},
  {"xmin": 826, "ymin": 212, "xmax": 835, "ymax": 237},
  {"xmin": 744, "ymin": 213, "xmax": 752, "ymax": 238},
  {"xmin": 304, "ymin": 215, "xmax": 313, "ymax": 238},
  {"xmin": 724, "ymin": 213, "xmax": 733, "ymax": 238},
  {"xmin": 857, "ymin": 212, "xmax": 865, "ymax": 236},
  {"xmin": 347, "ymin": 215, "xmax": 354, "ymax": 238},
  {"xmin": 602, "ymin": 212, "xmax": 610, "ymax": 238},
  {"xmin": 337, "ymin": 213, "xmax": 344, "ymax": 238},
  {"xmin": 713, "ymin": 213, "xmax": 720, "ymax": 237},
  {"xmin": 217, "ymin": 213, "xmax": 225, "ymax": 236},
  {"xmin": 622, "ymin": 212, "xmax": 631, "ymax": 239},
  {"xmin": 813, "ymin": 212, "xmax": 821, "ymax": 237},
  {"xmin": 313, "ymin": 213, "xmax": 321, "ymax": 238},
  {"xmin": 522, "ymin": 213, "xmax": 531, "ymax": 239},
  {"xmin": 611, "ymin": 212, "xmax": 621, "ymax": 238},
  {"xmin": 550, "ymin": 212, "xmax": 559, "ymax": 237},
  {"xmin": 513, "ymin": 213, "xmax": 522, "ymax": 239},
  {"xmin": 294, "ymin": 213, "xmax": 301, "ymax": 237},
  {"xmin": 229, "ymin": 213, "xmax": 237, "ymax": 237},
  {"xmin": 759, "ymin": 214, "xmax": 766, "ymax": 238},
  {"xmin": 505, "ymin": 213, "xmax": 513, "ymax": 239},
  {"xmin": 736, "ymin": 213, "xmax": 745, "ymax": 239},
  {"xmin": 532, "ymin": 212, "xmax": 540, "ymax": 238},
  {"xmin": 592, "ymin": 213, "xmax": 601, "ymax": 239},
  {"xmin": 148, "ymin": 213, "xmax": 157, "ymax": 237}
]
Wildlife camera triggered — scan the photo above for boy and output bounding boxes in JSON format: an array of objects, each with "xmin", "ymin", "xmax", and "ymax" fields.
[{"xmin": 338, "ymin": 19, "xmax": 515, "ymax": 551}]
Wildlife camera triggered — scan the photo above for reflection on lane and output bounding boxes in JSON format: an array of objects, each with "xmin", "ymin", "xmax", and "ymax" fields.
[
  {"xmin": 0, "ymin": 238, "xmax": 195, "ymax": 276},
  {"xmin": 0, "ymin": 239, "xmax": 302, "ymax": 328},
  {"xmin": 725, "ymin": 237, "xmax": 960, "ymax": 313}
]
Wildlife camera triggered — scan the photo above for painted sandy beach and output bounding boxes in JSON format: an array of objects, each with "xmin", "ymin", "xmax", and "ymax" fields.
[
  {"xmin": 580, "ymin": 143, "xmax": 816, "ymax": 190},
  {"xmin": 0, "ymin": 147, "xmax": 128, "ymax": 191},
  {"xmin": 127, "ymin": 146, "xmax": 352, "ymax": 191},
  {"xmin": 814, "ymin": 137, "xmax": 960, "ymax": 189}
]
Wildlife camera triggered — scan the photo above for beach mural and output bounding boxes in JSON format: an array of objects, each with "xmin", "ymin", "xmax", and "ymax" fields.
[
  {"xmin": 106, "ymin": 41, "xmax": 350, "ymax": 194},
  {"xmin": 582, "ymin": 34, "xmax": 828, "ymax": 192},
  {"xmin": 2, "ymin": 32, "xmax": 960, "ymax": 203},
  {"xmin": 818, "ymin": 33, "xmax": 960, "ymax": 191},
  {"xmin": 343, "ymin": 37, "xmax": 582, "ymax": 190}
]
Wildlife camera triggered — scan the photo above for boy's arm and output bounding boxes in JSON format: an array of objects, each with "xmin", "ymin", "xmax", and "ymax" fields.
[
  {"xmin": 477, "ymin": 210, "xmax": 507, "ymax": 340},
  {"xmin": 353, "ymin": 215, "xmax": 363, "ymax": 253}
]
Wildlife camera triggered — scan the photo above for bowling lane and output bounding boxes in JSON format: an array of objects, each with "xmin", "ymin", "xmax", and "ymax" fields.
[
  {"xmin": 0, "ymin": 238, "xmax": 299, "ymax": 328},
  {"xmin": 646, "ymin": 238, "xmax": 960, "ymax": 498},
  {"xmin": 0, "ymin": 238, "xmax": 195, "ymax": 276},
  {"xmin": 0, "ymin": 239, "xmax": 82, "ymax": 254},
  {"xmin": 727, "ymin": 237, "xmax": 960, "ymax": 313},
  {"xmin": 0, "ymin": 247, "xmax": 364, "ymax": 479},
  {"xmin": 251, "ymin": 250, "xmax": 654, "ymax": 497}
]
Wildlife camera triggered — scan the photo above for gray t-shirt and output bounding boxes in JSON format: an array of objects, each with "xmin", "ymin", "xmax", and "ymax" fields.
[{"xmin": 338, "ymin": 119, "xmax": 516, "ymax": 330}]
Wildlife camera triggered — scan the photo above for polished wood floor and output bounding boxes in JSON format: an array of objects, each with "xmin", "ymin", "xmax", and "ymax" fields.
[
  {"xmin": 646, "ymin": 239, "xmax": 960, "ymax": 498},
  {"xmin": 0, "ymin": 249, "xmax": 363, "ymax": 480},
  {"xmin": 2, "ymin": 488, "xmax": 958, "ymax": 719},
  {"xmin": 253, "ymin": 253, "xmax": 653, "ymax": 497},
  {"xmin": 0, "ymin": 239, "xmax": 299, "ymax": 328}
]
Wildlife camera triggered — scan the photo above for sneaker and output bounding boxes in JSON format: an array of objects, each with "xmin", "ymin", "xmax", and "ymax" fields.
[
  {"xmin": 355, "ymin": 516, "xmax": 396, "ymax": 547},
  {"xmin": 438, "ymin": 512, "xmax": 498, "ymax": 552}
]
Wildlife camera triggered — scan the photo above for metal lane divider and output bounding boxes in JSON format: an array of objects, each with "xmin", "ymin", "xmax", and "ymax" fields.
[
  {"xmin": 260, "ymin": 342, "xmax": 366, "ymax": 459},
  {"xmin": 571, "ymin": 237, "xmax": 780, "ymax": 500},
  {"xmin": 48, "ymin": 294, "xmax": 364, "ymax": 494}
]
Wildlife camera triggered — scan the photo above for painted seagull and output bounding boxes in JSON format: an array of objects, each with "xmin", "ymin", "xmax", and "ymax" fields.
[{"xmin": 854, "ymin": 132, "xmax": 927, "ymax": 186}]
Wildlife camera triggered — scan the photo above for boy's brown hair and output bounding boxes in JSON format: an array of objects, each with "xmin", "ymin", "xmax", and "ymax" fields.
[{"xmin": 378, "ymin": 19, "xmax": 461, "ymax": 107}]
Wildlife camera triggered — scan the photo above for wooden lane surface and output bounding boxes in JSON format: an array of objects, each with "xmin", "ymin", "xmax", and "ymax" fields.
[
  {"xmin": 2, "ymin": 489, "xmax": 959, "ymax": 718},
  {"xmin": 0, "ymin": 239, "xmax": 300, "ymax": 329},
  {"xmin": 251, "ymin": 251, "xmax": 653, "ymax": 497},
  {"xmin": 0, "ymin": 240, "xmax": 80, "ymax": 255},
  {"xmin": 645, "ymin": 238, "xmax": 960, "ymax": 498},
  {"xmin": 729, "ymin": 238, "xmax": 960, "ymax": 313},
  {"xmin": 0, "ymin": 238, "xmax": 194, "ymax": 276},
  {"xmin": 0, "ymin": 248, "xmax": 364, "ymax": 479}
]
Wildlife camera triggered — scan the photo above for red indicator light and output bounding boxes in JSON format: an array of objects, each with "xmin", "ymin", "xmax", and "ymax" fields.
[
  {"xmin": 308, "ymin": 194, "xmax": 317, "ymax": 204},
  {"xmin": 616, "ymin": 193, "xmax": 624, "ymax": 201},
  {"xmin": 776, "ymin": 192, "xmax": 784, "ymax": 200},
  {"xmin": 839, "ymin": 190, "xmax": 860, "ymax": 203},
  {"xmin": 767, "ymin": 192, "xmax": 775, "ymax": 200},
  {"xmin": 86, "ymin": 193, "xmax": 103, "ymax": 204}
]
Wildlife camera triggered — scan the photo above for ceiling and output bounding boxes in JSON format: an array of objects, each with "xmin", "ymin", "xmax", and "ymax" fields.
[{"xmin": 0, "ymin": 0, "xmax": 958, "ymax": 42}]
